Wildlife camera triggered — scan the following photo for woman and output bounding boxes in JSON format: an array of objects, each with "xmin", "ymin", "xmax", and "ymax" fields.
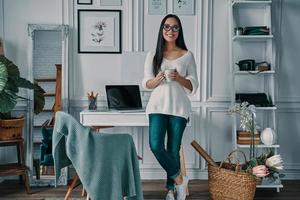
[{"xmin": 142, "ymin": 14, "xmax": 198, "ymax": 200}]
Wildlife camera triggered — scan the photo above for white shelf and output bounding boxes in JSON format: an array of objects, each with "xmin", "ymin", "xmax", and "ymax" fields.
[
  {"xmin": 255, "ymin": 106, "xmax": 277, "ymax": 110},
  {"xmin": 234, "ymin": 70, "xmax": 275, "ymax": 75},
  {"xmin": 256, "ymin": 184, "xmax": 283, "ymax": 189},
  {"xmin": 233, "ymin": 35, "xmax": 273, "ymax": 41},
  {"xmin": 237, "ymin": 144, "xmax": 280, "ymax": 148},
  {"xmin": 230, "ymin": 0, "xmax": 282, "ymax": 192}
]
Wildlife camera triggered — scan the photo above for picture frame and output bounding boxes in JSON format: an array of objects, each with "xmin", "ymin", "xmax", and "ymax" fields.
[
  {"xmin": 148, "ymin": 0, "xmax": 166, "ymax": 15},
  {"xmin": 77, "ymin": 0, "xmax": 92, "ymax": 5},
  {"xmin": 78, "ymin": 10, "xmax": 122, "ymax": 54},
  {"xmin": 100, "ymin": 0, "xmax": 122, "ymax": 6},
  {"xmin": 172, "ymin": 0, "xmax": 195, "ymax": 15}
]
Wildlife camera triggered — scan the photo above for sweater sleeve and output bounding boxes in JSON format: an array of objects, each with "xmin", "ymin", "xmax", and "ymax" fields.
[
  {"xmin": 184, "ymin": 52, "xmax": 199, "ymax": 95},
  {"xmin": 142, "ymin": 51, "xmax": 155, "ymax": 90}
]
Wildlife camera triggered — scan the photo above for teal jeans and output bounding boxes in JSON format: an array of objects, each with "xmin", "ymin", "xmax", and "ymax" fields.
[{"xmin": 149, "ymin": 113, "xmax": 187, "ymax": 191}]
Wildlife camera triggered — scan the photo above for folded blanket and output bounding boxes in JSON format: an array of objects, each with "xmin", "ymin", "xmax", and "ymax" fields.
[{"xmin": 52, "ymin": 111, "xmax": 143, "ymax": 200}]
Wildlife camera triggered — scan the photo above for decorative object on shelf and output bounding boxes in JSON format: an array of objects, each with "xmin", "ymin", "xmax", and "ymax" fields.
[
  {"xmin": 237, "ymin": 130, "xmax": 260, "ymax": 145},
  {"xmin": 260, "ymin": 127, "xmax": 276, "ymax": 145},
  {"xmin": 148, "ymin": 0, "xmax": 167, "ymax": 15},
  {"xmin": 172, "ymin": 0, "xmax": 195, "ymax": 15},
  {"xmin": 87, "ymin": 91, "xmax": 98, "ymax": 110},
  {"xmin": 229, "ymin": 102, "xmax": 258, "ymax": 159},
  {"xmin": 235, "ymin": 93, "xmax": 273, "ymax": 107},
  {"xmin": 233, "ymin": 26, "xmax": 270, "ymax": 36},
  {"xmin": 243, "ymin": 26, "xmax": 270, "ymax": 35},
  {"xmin": 78, "ymin": 10, "xmax": 122, "ymax": 54},
  {"xmin": 77, "ymin": 0, "xmax": 92, "ymax": 5},
  {"xmin": 256, "ymin": 61, "xmax": 271, "ymax": 71},
  {"xmin": 236, "ymin": 59, "xmax": 256, "ymax": 71}
]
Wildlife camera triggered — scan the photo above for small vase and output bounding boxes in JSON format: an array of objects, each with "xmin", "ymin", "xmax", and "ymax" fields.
[
  {"xmin": 88, "ymin": 97, "xmax": 97, "ymax": 110},
  {"xmin": 260, "ymin": 128, "xmax": 276, "ymax": 145}
]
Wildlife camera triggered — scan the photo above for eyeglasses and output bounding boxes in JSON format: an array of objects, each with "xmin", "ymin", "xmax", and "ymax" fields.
[{"xmin": 163, "ymin": 24, "xmax": 180, "ymax": 32}]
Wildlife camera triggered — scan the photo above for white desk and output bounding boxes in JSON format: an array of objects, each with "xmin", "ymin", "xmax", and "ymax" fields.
[
  {"xmin": 80, "ymin": 110, "xmax": 148, "ymax": 127},
  {"xmin": 79, "ymin": 110, "xmax": 189, "ymax": 194}
]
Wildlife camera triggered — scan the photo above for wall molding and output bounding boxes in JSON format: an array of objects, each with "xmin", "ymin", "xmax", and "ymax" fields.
[
  {"xmin": 276, "ymin": 0, "xmax": 300, "ymax": 103},
  {"xmin": 124, "ymin": 0, "xmax": 133, "ymax": 51},
  {"xmin": 0, "ymin": 0, "xmax": 4, "ymax": 40}
]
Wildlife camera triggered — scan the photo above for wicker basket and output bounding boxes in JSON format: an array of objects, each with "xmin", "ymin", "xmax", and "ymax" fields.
[
  {"xmin": 0, "ymin": 117, "xmax": 25, "ymax": 140},
  {"xmin": 208, "ymin": 150, "xmax": 256, "ymax": 200}
]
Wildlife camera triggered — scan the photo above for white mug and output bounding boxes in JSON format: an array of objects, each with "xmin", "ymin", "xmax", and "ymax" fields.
[{"xmin": 164, "ymin": 69, "xmax": 175, "ymax": 82}]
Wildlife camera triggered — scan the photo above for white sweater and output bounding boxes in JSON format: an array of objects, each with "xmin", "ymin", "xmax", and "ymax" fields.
[{"xmin": 142, "ymin": 51, "xmax": 199, "ymax": 119}]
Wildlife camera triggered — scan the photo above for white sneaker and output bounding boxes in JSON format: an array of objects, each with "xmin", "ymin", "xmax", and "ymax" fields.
[
  {"xmin": 175, "ymin": 176, "xmax": 189, "ymax": 200},
  {"xmin": 165, "ymin": 190, "xmax": 175, "ymax": 200}
]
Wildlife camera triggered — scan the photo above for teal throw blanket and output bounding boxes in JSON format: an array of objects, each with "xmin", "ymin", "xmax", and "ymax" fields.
[{"xmin": 52, "ymin": 111, "xmax": 143, "ymax": 200}]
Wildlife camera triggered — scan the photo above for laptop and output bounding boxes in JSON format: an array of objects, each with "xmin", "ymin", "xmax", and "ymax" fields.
[{"xmin": 105, "ymin": 85, "xmax": 145, "ymax": 112}]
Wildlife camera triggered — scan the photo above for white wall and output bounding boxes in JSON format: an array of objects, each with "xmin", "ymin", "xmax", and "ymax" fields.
[
  {"xmin": 1, "ymin": 0, "xmax": 61, "ymax": 77},
  {"xmin": 1, "ymin": 0, "xmax": 300, "ymax": 180}
]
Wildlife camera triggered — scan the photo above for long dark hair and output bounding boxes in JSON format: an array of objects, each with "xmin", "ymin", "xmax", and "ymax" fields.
[{"xmin": 152, "ymin": 14, "xmax": 187, "ymax": 76}]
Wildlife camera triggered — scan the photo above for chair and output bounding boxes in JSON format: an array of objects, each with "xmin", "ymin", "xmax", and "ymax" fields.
[
  {"xmin": 39, "ymin": 125, "xmax": 54, "ymax": 175},
  {"xmin": 53, "ymin": 111, "xmax": 143, "ymax": 200}
]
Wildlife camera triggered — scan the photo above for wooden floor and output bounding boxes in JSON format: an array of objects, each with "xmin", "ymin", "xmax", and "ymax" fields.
[{"xmin": 0, "ymin": 180, "xmax": 299, "ymax": 199}]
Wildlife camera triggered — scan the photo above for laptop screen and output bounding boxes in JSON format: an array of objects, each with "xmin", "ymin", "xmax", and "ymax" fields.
[{"xmin": 106, "ymin": 85, "xmax": 143, "ymax": 110}]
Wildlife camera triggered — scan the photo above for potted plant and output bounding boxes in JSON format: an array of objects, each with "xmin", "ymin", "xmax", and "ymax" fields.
[{"xmin": 0, "ymin": 50, "xmax": 45, "ymax": 140}]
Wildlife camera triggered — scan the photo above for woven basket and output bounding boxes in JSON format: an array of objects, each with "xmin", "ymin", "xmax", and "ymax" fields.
[
  {"xmin": 0, "ymin": 117, "xmax": 25, "ymax": 140},
  {"xmin": 208, "ymin": 150, "xmax": 256, "ymax": 200}
]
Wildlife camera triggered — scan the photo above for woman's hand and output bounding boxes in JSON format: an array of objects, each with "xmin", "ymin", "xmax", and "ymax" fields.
[
  {"xmin": 170, "ymin": 70, "xmax": 193, "ymax": 91},
  {"xmin": 168, "ymin": 69, "xmax": 182, "ymax": 82},
  {"xmin": 155, "ymin": 71, "xmax": 166, "ymax": 82},
  {"xmin": 146, "ymin": 71, "xmax": 165, "ymax": 89}
]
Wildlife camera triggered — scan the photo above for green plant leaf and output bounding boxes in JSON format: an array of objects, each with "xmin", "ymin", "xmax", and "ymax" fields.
[
  {"xmin": 0, "ymin": 61, "xmax": 8, "ymax": 92},
  {"xmin": 16, "ymin": 77, "xmax": 35, "ymax": 89},
  {"xmin": 0, "ymin": 56, "xmax": 45, "ymax": 116},
  {"xmin": 0, "ymin": 90, "xmax": 18, "ymax": 113},
  {"xmin": 33, "ymin": 83, "xmax": 45, "ymax": 114},
  {"xmin": 16, "ymin": 77, "xmax": 46, "ymax": 114}
]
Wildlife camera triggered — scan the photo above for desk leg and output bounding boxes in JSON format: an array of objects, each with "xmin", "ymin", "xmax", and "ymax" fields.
[{"xmin": 180, "ymin": 145, "xmax": 189, "ymax": 196}]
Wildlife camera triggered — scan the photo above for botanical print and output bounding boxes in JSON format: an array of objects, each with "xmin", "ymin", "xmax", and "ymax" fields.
[
  {"xmin": 177, "ymin": 0, "xmax": 187, "ymax": 9},
  {"xmin": 91, "ymin": 21, "xmax": 106, "ymax": 44},
  {"xmin": 84, "ymin": 16, "xmax": 115, "ymax": 47},
  {"xmin": 173, "ymin": 0, "xmax": 194, "ymax": 15}
]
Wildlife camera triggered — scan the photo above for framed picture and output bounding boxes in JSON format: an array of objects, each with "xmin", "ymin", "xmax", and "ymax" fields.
[
  {"xmin": 172, "ymin": 0, "xmax": 195, "ymax": 15},
  {"xmin": 77, "ymin": 0, "xmax": 92, "ymax": 5},
  {"xmin": 78, "ymin": 10, "xmax": 122, "ymax": 54},
  {"xmin": 148, "ymin": 0, "xmax": 166, "ymax": 15},
  {"xmin": 100, "ymin": 0, "xmax": 122, "ymax": 6}
]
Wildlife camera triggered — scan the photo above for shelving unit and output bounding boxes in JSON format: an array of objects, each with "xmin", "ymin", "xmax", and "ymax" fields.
[{"xmin": 229, "ymin": 0, "xmax": 282, "ymax": 192}]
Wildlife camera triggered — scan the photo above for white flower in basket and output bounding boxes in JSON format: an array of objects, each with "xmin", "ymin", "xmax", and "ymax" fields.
[
  {"xmin": 229, "ymin": 101, "xmax": 259, "ymax": 158},
  {"xmin": 266, "ymin": 155, "xmax": 284, "ymax": 170}
]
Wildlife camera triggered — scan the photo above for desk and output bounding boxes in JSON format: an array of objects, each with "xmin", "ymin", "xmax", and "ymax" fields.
[{"xmin": 80, "ymin": 110, "xmax": 189, "ymax": 194}]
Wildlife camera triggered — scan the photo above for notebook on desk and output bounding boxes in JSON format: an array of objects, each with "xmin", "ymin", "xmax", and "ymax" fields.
[{"xmin": 105, "ymin": 85, "xmax": 145, "ymax": 113}]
